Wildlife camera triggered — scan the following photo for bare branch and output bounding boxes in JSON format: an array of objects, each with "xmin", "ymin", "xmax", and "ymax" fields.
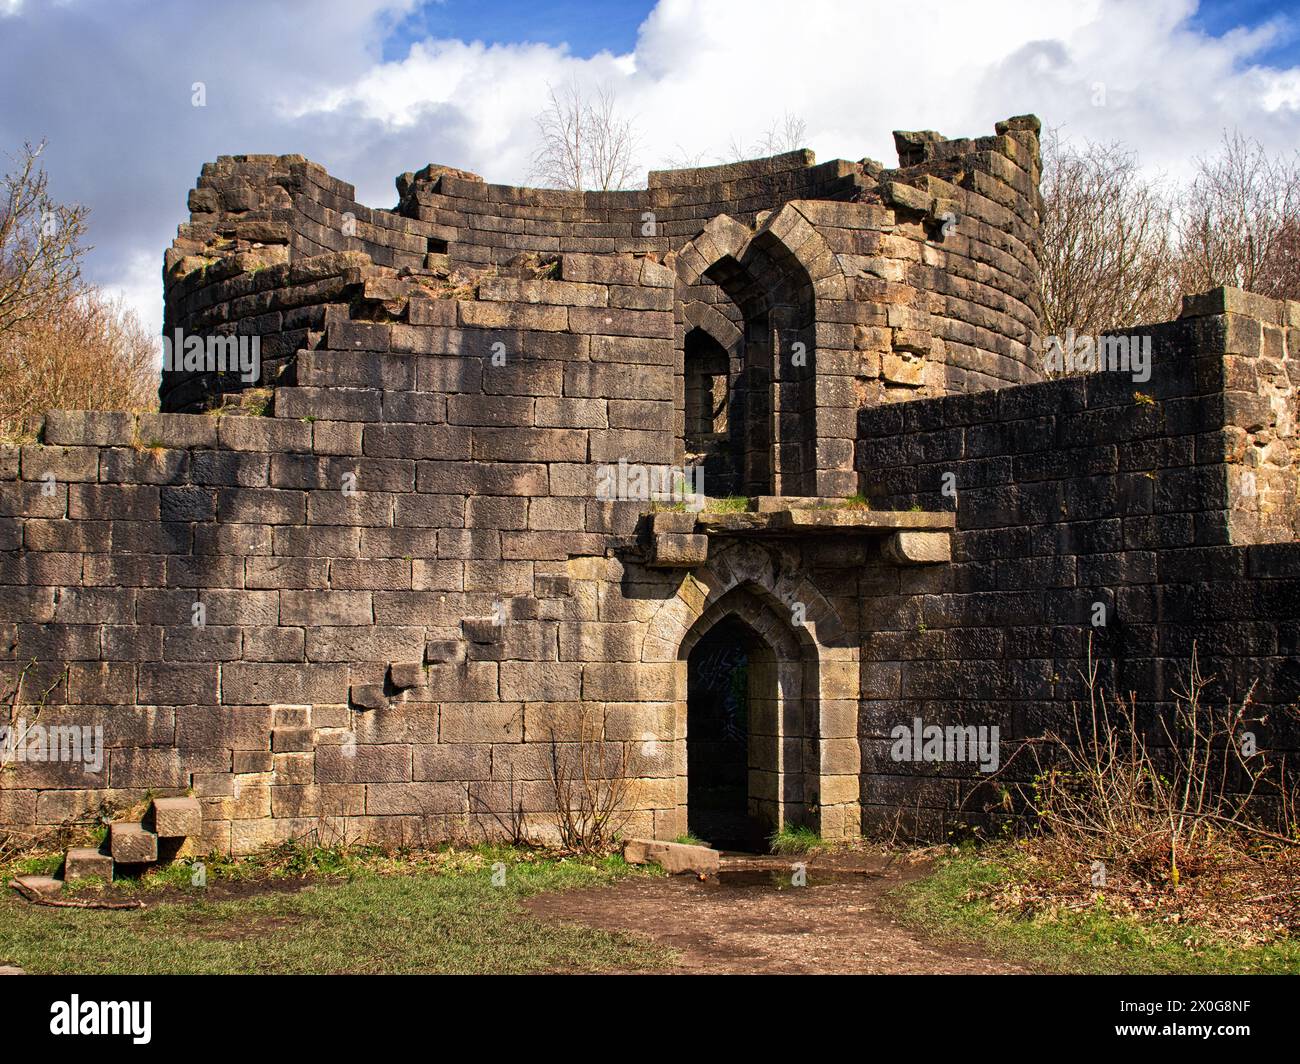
[
  {"xmin": 0, "ymin": 141, "xmax": 90, "ymax": 336},
  {"xmin": 1038, "ymin": 128, "xmax": 1181, "ymax": 342},
  {"xmin": 527, "ymin": 79, "xmax": 640, "ymax": 192},
  {"xmin": 1175, "ymin": 129, "xmax": 1300, "ymax": 301}
]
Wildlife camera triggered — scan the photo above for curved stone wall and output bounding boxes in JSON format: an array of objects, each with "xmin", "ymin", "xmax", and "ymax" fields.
[{"xmin": 161, "ymin": 115, "xmax": 1045, "ymax": 418}]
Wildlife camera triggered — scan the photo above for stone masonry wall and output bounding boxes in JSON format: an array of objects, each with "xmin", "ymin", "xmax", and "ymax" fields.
[
  {"xmin": 3, "ymin": 285, "xmax": 1296, "ymax": 846},
  {"xmin": 8, "ymin": 114, "xmax": 1295, "ymax": 848},
  {"xmin": 853, "ymin": 291, "xmax": 1300, "ymax": 834},
  {"xmin": 4, "ymin": 260, "xmax": 692, "ymax": 852},
  {"xmin": 161, "ymin": 116, "xmax": 1044, "ymax": 415}
]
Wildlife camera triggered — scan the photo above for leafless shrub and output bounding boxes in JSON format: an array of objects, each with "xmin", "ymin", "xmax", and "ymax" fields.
[
  {"xmin": 998, "ymin": 640, "xmax": 1300, "ymax": 892},
  {"xmin": 1, "ymin": 658, "xmax": 97, "ymax": 864},
  {"xmin": 0, "ymin": 288, "xmax": 157, "ymax": 440},
  {"xmin": 725, "ymin": 112, "xmax": 807, "ymax": 163},
  {"xmin": 546, "ymin": 707, "xmax": 631, "ymax": 852},
  {"xmin": 0, "ymin": 807, "xmax": 116, "ymax": 872},
  {"xmin": 1038, "ymin": 129, "xmax": 1181, "ymax": 342},
  {"xmin": 471, "ymin": 763, "xmax": 528, "ymax": 847},
  {"xmin": 528, "ymin": 79, "xmax": 640, "ymax": 192},
  {"xmin": 1, "ymin": 657, "xmax": 64, "ymax": 775},
  {"xmin": 658, "ymin": 145, "xmax": 713, "ymax": 171},
  {"xmin": 662, "ymin": 113, "xmax": 808, "ymax": 171}
]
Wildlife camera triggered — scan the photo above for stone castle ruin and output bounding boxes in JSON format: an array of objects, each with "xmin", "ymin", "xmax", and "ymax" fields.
[{"xmin": 3, "ymin": 114, "xmax": 1298, "ymax": 853}]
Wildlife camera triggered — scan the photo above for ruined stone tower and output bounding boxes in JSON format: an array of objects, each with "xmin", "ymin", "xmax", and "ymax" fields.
[{"xmin": 3, "ymin": 114, "xmax": 1298, "ymax": 852}]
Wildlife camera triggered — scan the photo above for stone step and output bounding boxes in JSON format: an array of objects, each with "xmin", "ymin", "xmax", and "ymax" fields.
[
  {"xmin": 151, "ymin": 796, "xmax": 202, "ymax": 839},
  {"xmin": 109, "ymin": 822, "xmax": 158, "ymax": 864},
  {"xmin": 623, "ymin": 838, "xmax": 721, "ymax": 876},
  {"xmin": 63, "ymin": 847, "xmax": 113, "ymax": 883},
  {"xmin": 12, "ymin": 874, "xmax": 62, "ymax": 898}
]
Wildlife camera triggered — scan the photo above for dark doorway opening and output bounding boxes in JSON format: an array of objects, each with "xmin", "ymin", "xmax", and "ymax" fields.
[{"xmin": 686, "ymin": 616, "xmax": 763, "ymax": 850}]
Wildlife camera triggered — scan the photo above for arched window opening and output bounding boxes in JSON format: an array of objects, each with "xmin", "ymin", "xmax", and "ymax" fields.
[{"xmin": 683, "ymin": 327, "xmax": 742, "ymax": 496}]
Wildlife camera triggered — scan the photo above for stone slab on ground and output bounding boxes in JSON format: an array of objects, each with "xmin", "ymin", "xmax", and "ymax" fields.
[
  {"xmin": 11, "ymin": 874, "xmax": 61, "ymax": 898},
  {"xmin": 623, "ymin": 838, "xmax": 721, "ymax": 876}
]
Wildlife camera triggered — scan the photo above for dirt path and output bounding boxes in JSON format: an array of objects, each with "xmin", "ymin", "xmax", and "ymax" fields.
[{"xmin": 527, "ymin": 851, "xmax": 1029, "ymax": 974}]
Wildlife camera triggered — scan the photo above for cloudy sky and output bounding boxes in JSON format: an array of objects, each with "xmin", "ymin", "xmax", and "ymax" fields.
[{"xmin": 2, "ymin": 0, "xmax": 1298, "ymax": 337}]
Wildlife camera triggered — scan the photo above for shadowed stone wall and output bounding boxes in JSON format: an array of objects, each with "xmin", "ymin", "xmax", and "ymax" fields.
[{"xmin": 854, "ymin": 290, "xmax": 1300, "ymax": 835}]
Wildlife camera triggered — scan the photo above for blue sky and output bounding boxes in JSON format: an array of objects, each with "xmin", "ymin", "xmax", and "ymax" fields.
[
  {"xmin": 378, "ymin": 0, "xmax": 1300, "ymax": 69},
  {"xmin": 1190, "ymin": 0, "xmax": 1300, "ymax": 67},
  {"xmin": 381, "ymin": 0, "xmax": 657, "ymax": 60}
]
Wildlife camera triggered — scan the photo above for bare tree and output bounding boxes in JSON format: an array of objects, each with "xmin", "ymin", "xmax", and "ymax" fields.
[
  {"xmin": 528, "ymin": 79, "xmax": 639, "ymax": 191},
  {"xmin": 1038, "ymin": 129, "xmax": 1181, "ymax": 342},
  {"xmin": 725, "ymin": 112, "xmax": 808, "ymax": 163},
  {"xmin": 0, "ymin": 139, "xmax": 157, "ymax": 441},
  {"xmin": 0, "ymin": 141, "xmax": 89, "ymax": 335},
  {"xmin": 1176, "ymin": 130, "xmax": 1300, "ymax": 302}
]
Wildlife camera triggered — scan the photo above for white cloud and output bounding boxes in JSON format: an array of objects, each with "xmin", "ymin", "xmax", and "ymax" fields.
[
  {"xmin": 99, "ymin": 247, "xmax": 165, "ymax": 360},
  {"xmin": 2, "ymin": 0, "xmax": 1298, "ymax": 339},
  {"xmin": 285, "ymin": 0, "xmax": 1300, "ymax": 185}
]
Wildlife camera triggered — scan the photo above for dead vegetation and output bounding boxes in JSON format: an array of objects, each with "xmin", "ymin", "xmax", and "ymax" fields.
[
  {"xmin": 1039, "ymin": 127, "xmax": 1300, "ymax": 344},
  {"xmin": 0, "ymin": 140, "xmax": 157, "ymax": 441},
  {"xmin": 546, "ymin": 707, "xmax": 632, "ymax": 853},
  {"xmin": 971, "ymin": 640, "xmax": 1300, "ymax": 945}
]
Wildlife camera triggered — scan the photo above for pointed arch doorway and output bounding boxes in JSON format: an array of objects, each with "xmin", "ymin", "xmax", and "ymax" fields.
[{"xmin": 678, "ymin": 584, "xmax": 815, "ymax": 850}]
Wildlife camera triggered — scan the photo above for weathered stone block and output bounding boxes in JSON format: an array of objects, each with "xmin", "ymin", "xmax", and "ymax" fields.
[
  {"xmin": 43, "ymin": 410, "xmax": 135, "ymax": 447},
  {"xmin": 152, "ymin": 796, "xmax": 203, "ymax": 838},
  {"xmin": 272, "ymin": 727, "xmax": 314, "ymax": 753},
  {"xmin": 110, "ymin": 822, "xmax": 158, "ymax": 864},
  {"xmin": 63, "ymin": 847, "xmax": 113, "ymax": 882},
  {"xmin": 649, "ymin": 533, "xmax": 708, "ymax": 568},
  {"xmin": 623, "ymin": 838, "xmax": 719, "ymax": 876},
  {"xmin": 884, "ymin": 530, "xmax": 951, "ymax": 564},
  {"xmin": 389, "ymin": 662, "xmax": 425, "ymax": 689},
  {"xmin": 13, "ymin": 874, "xmax": 62, "ymax": 898}
]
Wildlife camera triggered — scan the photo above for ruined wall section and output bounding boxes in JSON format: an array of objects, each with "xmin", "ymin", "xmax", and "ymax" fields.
[
  {"xmin": 163, "ymin": 153, "xmax": 449, "ymax": 413},
  {"xmin": 162, "ymin": 117, "xmax": 1046, "ymax": 427},
  {"xmin": 815, "ymin": 114, "xmax": 1044, "ymax": 406},
  {"xmin": 1179, "ymin": 288, "xmax": 1300, "ymax": 544},
  {"xmin": 1, "ymin": 258, "xmax": 698, "ymax": 853},
  {"xmin": 403, "ymin": 150, "xmax": 862, "ymax": 266},
  {"xmin": 852, "ymin": 291, "xmax": 1300, "ymax": 834}
]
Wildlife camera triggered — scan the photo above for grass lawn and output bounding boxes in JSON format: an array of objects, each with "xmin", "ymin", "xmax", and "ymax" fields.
[
  {"xmin": 897, "ymin": 845, "xmax": 1300, "ymax": 975},
  {"xmin": 0, "ymin": 845, "xmax": 673, "ymax": 974}
]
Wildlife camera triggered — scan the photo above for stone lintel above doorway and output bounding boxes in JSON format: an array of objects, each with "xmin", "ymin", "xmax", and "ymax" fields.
[{"xmin": 644, "ymin": 502, "xmax": 954, "ymax": 568}]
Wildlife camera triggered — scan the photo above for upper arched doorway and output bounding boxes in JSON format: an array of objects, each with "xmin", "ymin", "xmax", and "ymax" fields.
[
  {"xmin": 683, "ymin": 326, "xmax": 742, "ymax": 496},
  {"xmin": 672, "ymin": 209, "xmax": 853, "ymax": 499}
]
